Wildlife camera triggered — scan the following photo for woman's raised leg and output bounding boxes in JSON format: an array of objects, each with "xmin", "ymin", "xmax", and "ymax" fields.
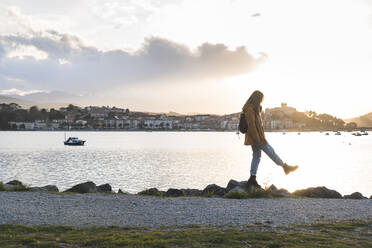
[{"xmin": 260, "ymin": 143, "xmax": 284, "ymax": 166}]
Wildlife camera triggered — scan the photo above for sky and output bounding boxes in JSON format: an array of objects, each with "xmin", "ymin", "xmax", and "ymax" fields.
[{"xmin": 0, "ymin": 0, "xmax": 371, "ymax": 118}]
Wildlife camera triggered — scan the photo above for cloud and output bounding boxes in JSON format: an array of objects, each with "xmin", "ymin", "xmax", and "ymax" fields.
[
  {"xmin": 0, "ymin": 87, "xmax": 44, "ymax": 96},
  {"xmin": 0, "ymin": 43, "xmax": 4, "ymax": 57},
  {"xmin": 0, "ymin": 30, "xmax": 265, "ymax": 93}
]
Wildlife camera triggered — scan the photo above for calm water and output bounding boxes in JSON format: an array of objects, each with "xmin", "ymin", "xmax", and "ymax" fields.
[{"xmin": 0, "ymin": 131, "xmax": 371, "ymax": 196}]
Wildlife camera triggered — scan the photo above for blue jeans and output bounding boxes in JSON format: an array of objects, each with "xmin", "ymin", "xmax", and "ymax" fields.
[{"xmin": 250, "ymin": 142, "xmax": 284, "ymax": 176}]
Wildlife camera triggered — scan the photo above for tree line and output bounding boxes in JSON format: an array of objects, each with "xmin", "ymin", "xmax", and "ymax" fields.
[
  {"xmin": 267, "ymin": 110, "xmax": 357, "ymax": 130},
  {"xmin": 0, "ymin": 103, "xmax": 78, "ymax": 130}
]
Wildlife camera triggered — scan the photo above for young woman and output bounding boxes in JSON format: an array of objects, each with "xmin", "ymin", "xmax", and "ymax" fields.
[{"xmin": 242, "ymin": 90, "xmax": 298, "ymax": 188}]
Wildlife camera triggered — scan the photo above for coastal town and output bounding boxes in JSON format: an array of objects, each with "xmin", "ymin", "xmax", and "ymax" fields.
[{"xmin": 1, "ymin": 102, "xmax": 361, "ymax": 131}]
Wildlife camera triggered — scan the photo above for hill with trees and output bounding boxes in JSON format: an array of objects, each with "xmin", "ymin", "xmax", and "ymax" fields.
[{"xmin": 345, "ymin": 112, "xmax": 372, "ymax": 127}]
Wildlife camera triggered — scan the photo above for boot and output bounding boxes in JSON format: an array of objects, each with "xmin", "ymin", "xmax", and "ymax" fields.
[
  {"xmin": 247, "ymin": 175, "xmax": 261, "ymax": 188},
  {"xmin": 283, "ymin": 163, "xmax": 299, "ymax": 175}
]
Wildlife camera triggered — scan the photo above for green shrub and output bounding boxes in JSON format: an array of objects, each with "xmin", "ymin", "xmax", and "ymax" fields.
[
  {"xmin": 11, "ymin": 184, "xmax": 31, "ymax": 192},
  {"xmin": 247, "ymin": 187, "xmax": 271, "ymax": 198},
  {"xmin": 224, "ymin": 190, "xmax": 249, "ymax": 199},
  {"xmin": 0, "ymin": 182, "xmax": 31, "ymax": 192},
  {"xmin": 201, "ymin": 190, "xmax": 215, "ymax": 198},
  {"xmin": 225, "ymin": 187, "xmax": 272, "ymax": 199},
  {"xmin": 138, "ymin": 189, "xmax": 163, "ymax": 197}
]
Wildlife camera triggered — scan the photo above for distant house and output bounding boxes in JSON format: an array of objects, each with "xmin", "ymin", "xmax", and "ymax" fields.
[
  {"xmin": 265, "ymin": 103, "xmax": 296, "ymax": 116},
  {"xmin": 75, "ymin": 120, "xmax": 87, "ymax": 126},
  {"xmin": 143, "ymin": 119, "xmax": 173, "ymax": 129},
  {"xmin": 65, "ymin": 113, "xmax": 78, "ymax": 123},
  {"xmin": 104, "ymin": 119, "xmax": 116, "ymax": 128},
  {"xmin": 88, "ymin": 107, "xmax": 108, "ymax": 119},
  {"xmin": 8, "ymin": 121, "xmax": 35, "ymax": 130},
  {"xmin": 34, "ymin": 120, "xmax": 47, "ymax": 130},
  {"xmin": 194, "ymin": 115, "xmax": 211, "ymax": 121},
  {"xmin": 264, "ymin": 103, "xmax": 297, "ymax": 130}
]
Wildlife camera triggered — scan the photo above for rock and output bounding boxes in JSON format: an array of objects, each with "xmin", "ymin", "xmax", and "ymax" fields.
[
  {"xmin": 230, "ymin": 186, "xmax": 246, "ymax": 194},
  {"xmin": 65, "ymin": 181, "xmax": 97, "ymax": 193},
  {"xmin": 181, "ymin": 189, "xmax": 203, "ymax": 196},
  {"xmin": 165, "ymin": 188, "xmax": 184, "ymax": 197},
  {"xmin": 266, "ymin": 185, "xmax": 292, "ymax": 197},
  {"xmin": 226, "ymin": 179, "xmax": 251, "ymax": 192},
  {"xmin": 138, "ymin": 188, "xmax": 162, "ymax": 196},
  {"xmin": 3, "ymin": 180, "xmax": 27, "ymax": 191},
  {"xmin": 97, "ymin": 184, "xmax": 112, "ymax": 193},
  {"xmin": 30, "ymin": 185, "xmax": 59, "ymax": 192},
  {"xmin": 343, "ymin": 192, "xmax": 367, "ymax": 199},
  {"xmin": 293, "ymin": 186, "xmax": 342, "ymax": 199},
  {"xmin": 6, "ymin": 180, "xmax": 23, "ymax": 186},
  {"xmin": 226, "ymin": 179, "xmax": 241, "ymax": 192},
  {"xmin": 202, "ymin": 184, "xmax": 226, "ymax": 196}
]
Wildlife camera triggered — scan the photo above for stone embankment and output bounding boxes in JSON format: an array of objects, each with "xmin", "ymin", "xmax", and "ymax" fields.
[
  {"xmin": 1, "ymin": 179, "xmax": 371, "ymax": 227},
  {"xmin": 1, "ymin": 179, "xmax": 371, "ymax": 199}
]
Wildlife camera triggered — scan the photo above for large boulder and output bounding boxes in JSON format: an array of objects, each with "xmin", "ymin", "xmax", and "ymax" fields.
[
  {"xmin": 65, "ymin": 181, "xmax": 97, "ymax": 193},
  {"xmin": 266, "ymin": 185, "xmax": 292, "ymax": 197},
  {"xmin": 343, "ymin": 192, "xmax": 367, "ymax": 199},
  {"xmin": 202, "ymin": 184, "xmax": 226, "ymax": 196},
  {"xmin": 229, "ymin": 186, "xmax": 247, "ymax": 194},
  {"xmin": 97, "ymin": 184, "xmax": 112, "ymax": 193},
  {"xmin": 226, "ymin": 179, "xmax": 249, "ymax": 192},
  {"xmin": 181, "ymin": 189, "xmax": 203, "ymax": 196},
  {"xmin": 3, "ymin": 180, "xmax": 28, "ymax": 191},
  {"xmin": 165, "ymin": 188, "xmax": 184, "ymax": 197},
  {"xmin": 6, "ymin": 180, "xmax": 23, "ymax": 186},
  {"xmin": 293, "ymin": 186, "xmax": 342, "ymax": 199},
  {"xmin": 30, "ymin": 185, "xmax": 59, "ymax": 192}
]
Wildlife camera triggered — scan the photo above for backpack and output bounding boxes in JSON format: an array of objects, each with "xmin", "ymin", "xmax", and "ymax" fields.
[{"xmin": 238, "ymin": 112, "xmax": 247, "ymax": 133}]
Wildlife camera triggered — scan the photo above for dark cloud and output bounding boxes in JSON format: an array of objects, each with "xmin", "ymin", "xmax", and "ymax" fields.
[{"xmin": 0, "ymin": 30, "xmax": 265, "ymax": 93}]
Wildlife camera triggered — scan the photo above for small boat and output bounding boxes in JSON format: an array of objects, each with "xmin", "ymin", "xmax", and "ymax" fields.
[
  {"xmin": 297, "ymin": 132, "xmax": 301, "ymax": 135},
  {"xmin": 64, "ymin": 137, "xmax": 86, "ymax": 146},
  {"xmin": 361, "ymin": 131, "xmax": 368, "ymax": 135},
  {"xmin": 352, "ymin": 132, "xmax": 362, "ymax": 136},
  {"xmin": 325, "ymin": 132, "xmax": 329, "ymax": 135},
  {"xmin": 335, "ymin": 131, "xmax": 341, "ymax": 135}
]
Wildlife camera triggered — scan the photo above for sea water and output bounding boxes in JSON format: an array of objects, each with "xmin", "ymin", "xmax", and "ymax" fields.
[{"xmin": 0, "ymin": 131, "xmax": 371, "ymax": 196}]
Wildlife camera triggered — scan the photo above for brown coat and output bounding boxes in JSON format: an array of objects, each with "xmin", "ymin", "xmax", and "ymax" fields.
[{"xmin": 243, "ymin": 104, "xmax": 266, "ymax": 146}]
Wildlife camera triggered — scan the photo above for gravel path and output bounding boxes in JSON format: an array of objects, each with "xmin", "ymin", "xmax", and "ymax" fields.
[{"xmin": 0, "ymin": 192, "xmax": 371, "ymax": 228}]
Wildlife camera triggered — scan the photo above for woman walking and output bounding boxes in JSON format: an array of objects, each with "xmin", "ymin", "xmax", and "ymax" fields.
[{"xmin": 242, "ymin": 90, "xmax": 298, "ymax": 188}]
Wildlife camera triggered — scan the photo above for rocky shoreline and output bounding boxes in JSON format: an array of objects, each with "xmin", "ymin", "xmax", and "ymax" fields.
[{"xmin": 1, "ymin": 179, "xmax": 371, "ymax": 200}]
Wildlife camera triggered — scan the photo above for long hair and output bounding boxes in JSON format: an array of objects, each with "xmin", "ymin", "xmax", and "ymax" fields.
[{"xmin": 242, "ymin": 90, "xmax": 264, "ymax": 112}]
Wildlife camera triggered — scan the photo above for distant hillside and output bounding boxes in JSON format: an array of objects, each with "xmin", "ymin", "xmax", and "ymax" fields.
[
  {"xmin": 345, "ymin": 112, "xmax": 372, "ymax": 127},
  {"xmin": 0, "ymin": 95, "xmax": 39, "ymax": 108},
  {"xmin": 0, "ymin": 95, "xmax": 72, "ymax": 110},
  {"xmin": 8, "ymin": 90, "xmax": 81, "ymax": 103}
]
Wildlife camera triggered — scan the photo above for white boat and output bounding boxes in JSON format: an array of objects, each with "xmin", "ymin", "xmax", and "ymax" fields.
[
  {"xmin": 335, "ymin": 131, "xmax": 341, "ymax": 135},
  {"xmin": 64, "ymin": 137, "xmax": 86, "ymax": 146}
]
